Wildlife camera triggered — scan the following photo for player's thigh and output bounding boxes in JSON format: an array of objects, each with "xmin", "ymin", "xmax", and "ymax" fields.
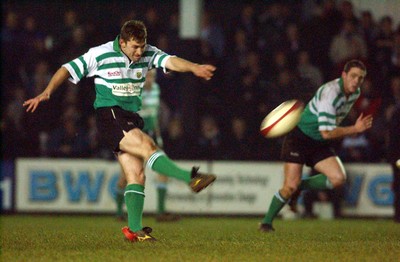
[
  {"xmin": 117, "ymin": 152, "xmax": 145, "ymax": 185},
  {"xmin": 119, "ymin": 128, "xmax": 157, "ymax": 157},
  {"xmin": 314, "ymin": 156, "xmax": 346, "ymax": 185}
]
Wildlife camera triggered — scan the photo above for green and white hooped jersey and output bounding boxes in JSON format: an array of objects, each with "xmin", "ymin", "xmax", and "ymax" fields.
[
  {"xmin": 62, "ymin": 36, "xmax": 171, "ymax": 112},
  {"xmin": 138, "ymin": 82, "xmax": 160, "ymax": 132},
  {"xmin": 298, "ymin": 78, "xmax": 361, "ymax": 141}
]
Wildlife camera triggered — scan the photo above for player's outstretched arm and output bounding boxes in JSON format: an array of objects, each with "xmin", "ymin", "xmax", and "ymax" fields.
[
  {"xmin": 320, "ymin": 113, "xmax": 373, "ymax": 140},
  {"xmin": 23, "ymin": 67, "xmax": 70, "ymax": 113},
  {"xmin": 165, "ymin": 56, "xmax": 216, "ymax": 80}
]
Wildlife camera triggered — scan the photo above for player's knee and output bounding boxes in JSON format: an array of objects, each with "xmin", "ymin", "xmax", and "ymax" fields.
[
  {"xmin": 329, "ymin": 172, "xmax": 346, "ymax": 188},
  {"xmin": 120, "ymin": 129, "xmax": 157, "ymax": 158},
  {"xmin": 120, "ymin": 129, "xmax": 142, "ymax": 147}
]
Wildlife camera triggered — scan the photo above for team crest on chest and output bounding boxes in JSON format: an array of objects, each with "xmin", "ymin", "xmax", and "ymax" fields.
[{"xmin": 136, "ymin": 72, "xmax": 142, "ymax": 78}]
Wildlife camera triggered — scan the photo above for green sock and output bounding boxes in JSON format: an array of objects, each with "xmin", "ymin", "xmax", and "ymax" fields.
[
  {"xmin": 125, "ymin": 184, "xmax": 145, "ymax": 232},
  {"xmin": 157, "ymin": 183, "xmax": 167, "ymax": 215},
  {"xmin": 261, "ymin": 192, "xmax": 287, "ymax": 225},
  {"xmin": 147, "ymin": 151, "xmax": 191, "ymax": 183},
  {"xmin": 299, "ymin": 174, "xmax": 333, "ymax": 190},
  {"xmin": 115, "ymin": 188, "xmax": 124, "ymax": 217}
]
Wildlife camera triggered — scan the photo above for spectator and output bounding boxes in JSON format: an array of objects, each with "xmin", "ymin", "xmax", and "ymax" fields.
[
  {"xmin": 300, "ymin": 0, "xmax": 342, "ymax": 79},
  {"xmin": 329, "ymin": 19, "xmax": 368, "ymax": 77},
  {"xmin": 162, "ymin": 115, "xmax": 189, "ymax": 160},
  {"xmin": 368, "ymin": 76, "xmax": 400, "ymax": 162},
  {"xmin": 338, "ymin": 0, "xmax": 358, "ymax": 26},
  {"xmin": 143, "ymin": 7, "xmax": 164, "ymax": 45},
  {"xmin": 268, "ymin": 68, "xmax": 296, "ymax": 106},
  {"xmin": 373, "ymin": 16, "xmax": 395, "ymax": 80},
  {"xmin": 165, "ymin": 12, "xmax": 180, "ymax": 49},
  {"xmin": 296, "ymin": 50, "xmax": 324, "ymax": 89},
  {"xmin": 224, "ymin": 116, "xmax": 255, "ymax": 160},
  {"xmin": 19, "ymin": 15, "xmax": 49, "ymax": 80},
  {"xmin": 27, "ymin": 60, "xmax": 53, "ymax": 98},
  {"xmin": 358, "ymin": 11, "xmax": 379, "ymax": 56},
  {"xmin": 200, "ymin": 11, "xmax": 225, "ymax": 59},
  {"xmin": 47, "ymin": 113, "xmax": 89, "ymax": 158},
  {"xmin": 59, "ymin": 25, "xmax": 90, "ymax": 63},
  {"xmin": 1, "ymin": 87, "xmax": 33, "ymax": 159},
  {"xmin": 282, "ymin": 23, "xmax": 305, "ymax": 66},
  {"xmin": 53, "ymin": 9, "xmax": 81, "ymax": 51},
  {"xmin": 194, "ymin": 115, "xmax": 225, "ymax": 160},
  {"xmin": 384, "ymin": 76, "xmax": 400, "ymax": 118},
  {"xmin": 24, "ymin": 60, "xmax": 61, "ymax": 147},
  {"xmin": 224, "ymin": 29, "xmax": 252, "ymax": 89},
  {"xmin": 257, "ymin": 2, "xmax": 289, "ymax": 54},
  {"xmin": 236, "ymin": 3, "xmax": 258, "ymax": 47},
  {"xmin": 389, "ymin": 29, "xmax": 400, "ymax": 77},
  {"xmin": 232, "ymin": 51, "xmax": 268, "ymax": 124},
  {"xmin": 1, "ymin": 10, "xmax": 23, "ymax": 89}
]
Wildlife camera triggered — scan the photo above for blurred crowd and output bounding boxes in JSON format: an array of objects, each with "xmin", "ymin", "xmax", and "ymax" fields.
[{"xmin": 1, "ymin": 0, "xmax": 400, "ymax": 162}]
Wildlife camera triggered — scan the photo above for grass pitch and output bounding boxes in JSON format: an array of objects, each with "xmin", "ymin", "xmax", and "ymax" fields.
[{"xmin": 1, "ymin": 215, "xmax": 399, "ymax": 261}]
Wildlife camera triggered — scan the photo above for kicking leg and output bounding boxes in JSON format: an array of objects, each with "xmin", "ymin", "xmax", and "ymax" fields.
[{"xmin": 119, "ymin": 128, "xmax": 216, "ymax": 192}]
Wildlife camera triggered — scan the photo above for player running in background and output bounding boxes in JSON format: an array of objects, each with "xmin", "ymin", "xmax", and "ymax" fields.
[
  {"xmin": 24, "ymin": 20, "xmax": 216, "ymax": 242},
  {"xmin": 259, "ymin": 60, "xmax": 373, "ymax": 232},
  {"xmin": 115, "ymin": 69, "xmax": 180, "ymax": 222}
]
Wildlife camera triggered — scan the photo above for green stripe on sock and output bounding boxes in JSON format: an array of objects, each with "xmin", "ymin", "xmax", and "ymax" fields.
[
  {"xmin": 262, "ymin": 193, "xmax": 287, "ymax": 225},
  {"xmin": 125, "ymin": 184, "xmax": 145, "ymax": 232}
]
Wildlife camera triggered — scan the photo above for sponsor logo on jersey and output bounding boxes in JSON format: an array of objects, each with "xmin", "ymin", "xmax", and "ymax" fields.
[
  {"xmin": 112, "ymin": 83, "xmax": 141, "ymax": 96},
  {"xmin": 108, "ymin": 71, "xmax": 121, "ymax": 77}
]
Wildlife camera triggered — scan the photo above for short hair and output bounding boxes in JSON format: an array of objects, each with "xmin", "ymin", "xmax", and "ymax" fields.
[
  {"xmin": 343, "ymin": 59, "xmax": 367, "ymax": 74},
  {"xmin": 120, "ymin": 20, "xmax": 147, "ymax": 42}
]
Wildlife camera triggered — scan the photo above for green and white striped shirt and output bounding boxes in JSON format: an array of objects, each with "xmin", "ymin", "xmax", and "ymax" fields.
[
  {"xmin": 298, "ymin": 78, "xmax": 361, "ymax": 141},
  {"xmin": 62, "ymin": 36, "xmax": 171, "ymax": 112}
]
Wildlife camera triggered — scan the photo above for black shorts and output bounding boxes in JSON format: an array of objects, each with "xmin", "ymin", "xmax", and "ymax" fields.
[
  {"xmin": 281, "ymin": 127, "xmax": 336, "ymax": 167},
  {"xmin": 96, "ymin": 106, "xmax": 144, "ymax": 153}
]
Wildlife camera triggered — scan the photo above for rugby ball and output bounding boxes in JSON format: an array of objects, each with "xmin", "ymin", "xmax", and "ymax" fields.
[{"xmin": 260, "ymin": 99, "xmax": 304, "ymax": 138}]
